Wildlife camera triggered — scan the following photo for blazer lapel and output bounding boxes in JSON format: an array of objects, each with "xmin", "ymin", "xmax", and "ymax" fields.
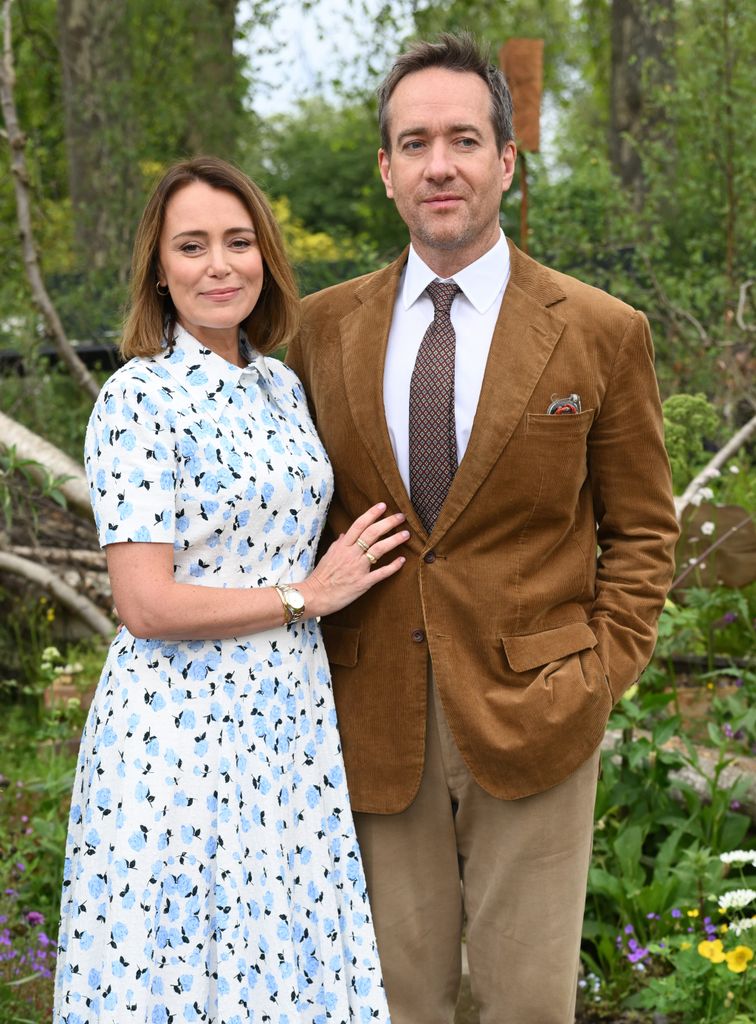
[
  {"xmin": 340, "ymin": 251, "xmax": 418, "ymax": 521},
  {"xmin": 431, "ymin": 243, "xmax": 567, "ymax": 541}
]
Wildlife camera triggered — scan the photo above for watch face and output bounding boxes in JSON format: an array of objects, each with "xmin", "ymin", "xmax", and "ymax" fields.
[{"xmin": 286, "ymin": 588, "xmax": 305, "ymax": 612}]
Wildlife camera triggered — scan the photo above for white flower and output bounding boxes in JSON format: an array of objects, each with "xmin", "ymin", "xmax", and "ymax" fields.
[
  {"xmin": 41, "ymin": 646, "xmax": 61, "ymax": 661},
  {"xmin": 699, "ymin": 486, "xmax": 715, "ymax": 500},
  {"xmin": 730, "ymin": 916, "xmax": 756, "ymax": 937},
  {"xmin": 700, "ymin": 521, "xmax": 716, "ymax": 536},
  {"xmin": 721, "ymin": 850, "xmax": 756, "ymax": 867},
  {"xmin": 688, "ymin": 557, "xmax": 698, "ymax": 565},
  {"xmin": 702, "ymin": 468, "xmax": 721, "ymax": 480},
  {"xmin": 729, "ymin": 465, "xmax": 740, "ymax": 474},
  {"xmin": 719, "ymin": 888, "xmax": 756, "ymax": 912}
]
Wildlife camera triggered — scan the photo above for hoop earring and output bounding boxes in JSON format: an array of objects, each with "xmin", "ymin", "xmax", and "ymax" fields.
[{"xmin": 156, "ymin": 281, "xmax": 169, "ymax": 296}]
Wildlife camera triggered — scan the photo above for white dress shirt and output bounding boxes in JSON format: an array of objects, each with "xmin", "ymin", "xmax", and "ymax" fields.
[{"xmin": 383, "ymin": 230, "xmax": 511, "ymax": 494}]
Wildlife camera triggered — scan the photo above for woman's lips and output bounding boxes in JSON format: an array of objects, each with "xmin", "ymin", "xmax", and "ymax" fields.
[{"xmin": 202, "ymin": 287, "xmax": 241, "ymax": 301}]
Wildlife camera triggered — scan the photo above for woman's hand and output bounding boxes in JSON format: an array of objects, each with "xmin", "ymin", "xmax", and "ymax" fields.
[{"xmin": 299, "ymin": 502, "xmax": 409, "ymax": 618}]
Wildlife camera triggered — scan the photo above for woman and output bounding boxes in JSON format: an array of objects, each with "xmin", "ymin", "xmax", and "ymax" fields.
[{"xmin": 54, "ymin": 157, "xmax": 407, "ymax": 1023}]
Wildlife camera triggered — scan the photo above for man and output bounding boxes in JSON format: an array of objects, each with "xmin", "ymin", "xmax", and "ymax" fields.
[{"xmin": 286, "ymin": 33, "xmax": 678, "ymax": 1024}]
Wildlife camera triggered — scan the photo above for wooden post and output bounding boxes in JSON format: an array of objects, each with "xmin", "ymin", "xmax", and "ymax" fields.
[{"xmin": 499, "ymin": 39, "xmax": 544, "ymax": 254}]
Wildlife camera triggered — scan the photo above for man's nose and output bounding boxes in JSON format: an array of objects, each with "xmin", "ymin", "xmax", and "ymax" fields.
[{"xmin": 424, "ymin": 141, "xmax": 455, "ymax": 182}]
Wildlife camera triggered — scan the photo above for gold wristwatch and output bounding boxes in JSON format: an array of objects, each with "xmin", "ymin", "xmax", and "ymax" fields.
[{"xmin": 275, "ymin": 584, "xmax": 306, "ymax": 624}]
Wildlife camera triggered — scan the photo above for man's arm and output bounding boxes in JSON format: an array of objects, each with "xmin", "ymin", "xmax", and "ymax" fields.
[{"xmin": 587, "ymin": 310, "xmax": 679, "ymax": 701}]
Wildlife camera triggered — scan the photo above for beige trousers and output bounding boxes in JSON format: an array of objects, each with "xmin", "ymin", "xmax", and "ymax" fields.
[{"xmin": 353, "ymin": 678, "xmax": 601, "ymax": 1024}]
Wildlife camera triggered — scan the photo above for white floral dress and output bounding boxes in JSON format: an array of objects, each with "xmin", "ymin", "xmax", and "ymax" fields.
[{"xmin": 54, "ymin": 326, "xmax": 389, "ymax": 1024}]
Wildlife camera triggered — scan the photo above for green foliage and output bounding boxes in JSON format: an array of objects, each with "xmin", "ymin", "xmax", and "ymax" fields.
[
  {"xmin": 623, "ymin": 853, "xmax": 756, "ymax": 1022},
  {"xmin": 0, "ymin": 447, "xmax": 70, "ymax": 533},
  {"xmin": 662, "ymin": 394, "xmax": 723, "ymax": 492},
  {"xmin": 0, "ymin": 707, "xmax": 79, "ymax": 1021},
  {"xmin": 1, "ymin": 359, "xmax": 106, "ymax": 461},
  {"xmin": 246, "ymin": 96, "xmax": 407, "ymax": 260}
]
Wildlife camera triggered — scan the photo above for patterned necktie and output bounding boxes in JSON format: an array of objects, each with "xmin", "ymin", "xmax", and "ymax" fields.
[{"xmin": 409, "ymin": 280, "xmax": 461, "ymax": 533}]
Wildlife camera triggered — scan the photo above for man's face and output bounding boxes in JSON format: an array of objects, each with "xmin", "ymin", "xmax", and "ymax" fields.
[{"xmin": 379, "ymin": 67, "xmax": 517, "ymax": 275}]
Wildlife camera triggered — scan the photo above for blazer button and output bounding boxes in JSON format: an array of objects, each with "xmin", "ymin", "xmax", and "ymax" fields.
[
  {"xmin": 423, "ymin": 550, "xmax": 436, "ymax": 564},
  {"xmin": 411, "ymin": 629, "xmax": 426, "ymax": 643}
]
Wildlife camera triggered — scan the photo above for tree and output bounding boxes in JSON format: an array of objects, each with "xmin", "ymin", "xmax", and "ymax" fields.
[
  {"xmin": 608, "ymin": 0, "xmax": 674, "ymax": 204},
  {"xmin": 56, "ymin": 0, "xmax": 247, "ymax": 289}
]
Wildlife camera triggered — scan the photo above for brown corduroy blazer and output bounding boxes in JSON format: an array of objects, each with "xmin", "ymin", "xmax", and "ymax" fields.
[{"xmin": 286, "ymin": 240, "xmax": 679, "ymax": 812}]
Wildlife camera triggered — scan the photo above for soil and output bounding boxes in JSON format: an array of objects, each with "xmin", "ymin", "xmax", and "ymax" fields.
[{"xmin": 453, "ymin": 976, "xmax": 652, "ymax": 1024}]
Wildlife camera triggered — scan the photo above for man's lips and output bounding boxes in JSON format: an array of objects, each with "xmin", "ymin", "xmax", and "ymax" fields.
[{"xmin": 422, "ymin": 194, "xmax": 463, "ymax": 207}]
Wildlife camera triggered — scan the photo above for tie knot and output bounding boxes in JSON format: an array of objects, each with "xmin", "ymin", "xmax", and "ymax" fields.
[{"xmin": 426, "ymin": 280, "xmax": 460, "ymax": 318}]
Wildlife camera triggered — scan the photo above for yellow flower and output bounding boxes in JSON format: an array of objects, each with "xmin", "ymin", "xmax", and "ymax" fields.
[
  {"xmin": 720, "ymin": 924, "xmax": 729, "ymax": 933},
  {"xmin": 687, "ymin": 909, "xmax": 699, "ymax": 918},
  {"xmin": 698, "ymin": 939, "xmax": 726, "ymax": 962},
  {"xmin": 680, "ymin": 941, "xmax": 692, "ymax": 950},
  {"xmin": 725, "ymin": 946, "xmax": 753, "ymax": 973}
]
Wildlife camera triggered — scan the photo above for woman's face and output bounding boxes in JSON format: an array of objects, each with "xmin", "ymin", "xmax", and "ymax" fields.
[{"xmin": 158, "ymin": 181, "xmax": 264, "ymax": 352}]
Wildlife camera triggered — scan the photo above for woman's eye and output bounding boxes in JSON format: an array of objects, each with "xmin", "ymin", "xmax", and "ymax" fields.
[
  {"xmin": 179, "ymin": 242, "xmax": 203, "ymax": 255},
  {"xmin": 229, "ymin": 238, "xmax": 253, "ymax": 249}
]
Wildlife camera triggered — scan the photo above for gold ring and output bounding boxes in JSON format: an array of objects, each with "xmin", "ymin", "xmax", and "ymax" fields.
[
  {"xmin": 356, "ymin": 538, "xmax": 369, "ymax": 553},
  {"xmin": 364, "ymin": 550, "xmax": 377, "ymax": 565}
]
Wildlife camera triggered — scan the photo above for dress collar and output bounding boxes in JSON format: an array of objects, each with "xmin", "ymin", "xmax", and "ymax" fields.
[
  {"xmin": 401, "ymin": 229, "xmax": 510, "ymax": 314},
  {"xmin": 155, "ymin": 324, "xmax": 270, "ymax": 418}
]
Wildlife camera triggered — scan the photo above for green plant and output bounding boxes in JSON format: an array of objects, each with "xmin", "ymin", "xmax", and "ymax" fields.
[
  {"xmin": 0, "ymin": 703, "xmax": 80, "ymax": 1021},
  {"xmin": 0, "ymin": 446, "xmax": 70, "ymax": 533},
  {"xmin": 583, "ymin": 682, "xmax": 752, "ymax": 998},
  {"xmin": 623, "ymin": 851, "xmax": 756, "ymax": 1023}
]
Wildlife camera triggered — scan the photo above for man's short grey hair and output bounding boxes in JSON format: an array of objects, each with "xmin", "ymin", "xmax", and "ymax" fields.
[{"xmin": 377, "ymin": 32, "xmax": 514, "ymax": 155}]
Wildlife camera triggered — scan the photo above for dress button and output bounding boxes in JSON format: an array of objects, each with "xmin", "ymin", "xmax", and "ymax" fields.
[
  {"xmin": 423, "ymin": 551, "xmax": 436, "ymax": 564},
  {"xmin": 411, "ymin": 629, "xmax": 426, "ymax": 643}
]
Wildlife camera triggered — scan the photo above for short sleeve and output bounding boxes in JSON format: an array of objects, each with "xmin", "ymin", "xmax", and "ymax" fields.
[{"xmin": 85, "ymin": 371, "xmax": 177, "ymax": 547}]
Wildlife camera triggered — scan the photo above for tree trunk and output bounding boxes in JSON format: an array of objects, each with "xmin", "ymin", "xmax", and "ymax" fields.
[
  {"xmin": 185, "ymin": 0, "xmax": 240, "ymax": 158},
  {"xmin": 57, "ymin": 0, "xmax": 138, "ymax": 281},
  {"xmin": 609, "ymin": 0, "xmax": 675, "ymax": 205},
  {"xmin": 0, "ymin": 0, "xmax": 101, "ymax": 399}
]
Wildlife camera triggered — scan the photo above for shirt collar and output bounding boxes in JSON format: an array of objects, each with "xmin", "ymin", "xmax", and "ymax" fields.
[
  {"xmin": 156, "ymin": 324, "xmax": 269, "ymax": 418},
  {"xmin": 402, "ymin": 230, "xmax": 510, "ymax": 314}
]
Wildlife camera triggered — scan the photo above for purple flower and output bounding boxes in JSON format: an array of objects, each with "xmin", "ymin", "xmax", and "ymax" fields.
[
  {"xmin": 624, "ymin": 924, "xmax": 635, "ymax": 934},
  {"xmin": 731, "ymin": 800, "xmax": 742, "ymax": 811},
  {"xmin": 646, "ymin": 912, "xmax": 660, "ymax": 920},
  {"xmin": 671, "ymin": 908, "xmax": 682, "ymax": 918},
  {"xmin": 733, "ymin": 678, "xmax": 744, "ymax": 688},
  {"xmin": 38, "ymin": 932, "xmax": 50, "ymax": 947},
  {"xmin": 723, "ymin": 723, "xmax": 734, "ymax": 739},
  {"xmin": 14, "ymin": 863, "xmax": 25, "ymax": 873},
  {"xmin": 26, "ymin": 911, "xmax": 44, "ymax": 926},
  {"xmin": 627, "ymin": 944, "xmax": 649, "ymax": 964},
  {"xmin": 722, "ymin": 611, "xmax": 737, "ymax": 624}
]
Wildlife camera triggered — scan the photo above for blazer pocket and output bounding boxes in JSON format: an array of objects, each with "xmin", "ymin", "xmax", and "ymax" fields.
[
  {"xmin": 320, "ymin": 622, "xmax": 360, "ymax": 667},
  {"xmin": 525, "ymin": 408, "xmax": 595, "ymax": 439},
  {"xmin": 501, "ymin": 621, "xmax": 598, "ymax": 673}
]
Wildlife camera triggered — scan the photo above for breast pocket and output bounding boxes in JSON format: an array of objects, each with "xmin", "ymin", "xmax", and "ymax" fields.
[{"xmin": 525, "ymin": 408, "xmax": 595, "ymax": 440}]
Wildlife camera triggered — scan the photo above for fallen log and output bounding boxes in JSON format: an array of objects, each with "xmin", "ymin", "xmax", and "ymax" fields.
[{"xmin": 0, "ymin": 550, "xmax": 113, "ymax": 636}]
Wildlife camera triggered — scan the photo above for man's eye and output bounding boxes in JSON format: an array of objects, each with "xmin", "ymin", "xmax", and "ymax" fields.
[
  {"xmin": 458, "ymin": 138, "xmax": 478, "ymax": 148},
  {"xmin": 403, "ymin": 140, "xmax": 424, "ymax": 152}
]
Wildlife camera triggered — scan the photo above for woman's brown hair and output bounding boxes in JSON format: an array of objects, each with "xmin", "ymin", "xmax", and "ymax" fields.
[{"xmin": 121, "ymin": 157, "xmax": 299, "ymax": 359}]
